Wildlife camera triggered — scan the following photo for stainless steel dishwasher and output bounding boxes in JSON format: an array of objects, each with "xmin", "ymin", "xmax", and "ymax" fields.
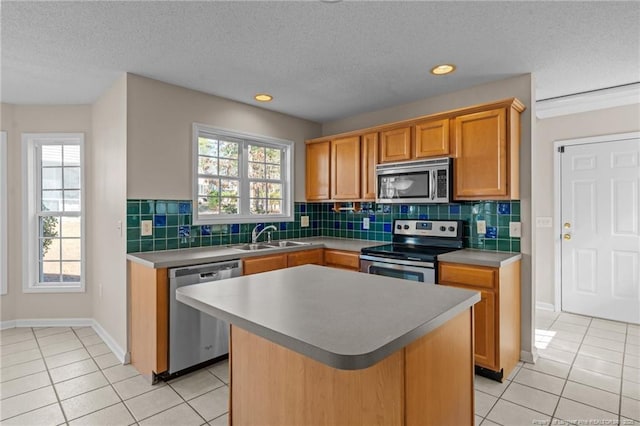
[{"xmin": 168, "ymin": 259, "xmax": 242, "ymax": 375}]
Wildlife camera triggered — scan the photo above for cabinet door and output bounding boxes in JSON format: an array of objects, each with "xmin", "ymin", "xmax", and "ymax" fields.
[
  {"xmin": 331, "ymin": 136, "xmax": 361, "ymax": 200},
  {"xmin": 414, "ymin": 118, "xmax": 450, "ymax": 158},
  {"xmin": 287, "ymin": 249, "xmax": 324, "ymax": 267},
  {"xmin": 380, "ymin": 127, "xmax": 412, "ymax": 163},
  {"xmin": 361, "ymin": 132, "xmax": 378, "ymax": 200},
  {"xmin": 306, "ymin": 141, "xmax": 330, "ymax": 201},
  {"xmin": 324, "ymin": 249, "xmax": 360, "ymax": 271},
  {"xmin": 454, "ymin": 108, "xmax": 508, "ymax": 199},
  {"xmin": 472, "ymin": 290, "xmax": 497, "ymax": 370},
  {"xmin": 243, "ymin": 254, "xmax": 287, "ymax": 275}
]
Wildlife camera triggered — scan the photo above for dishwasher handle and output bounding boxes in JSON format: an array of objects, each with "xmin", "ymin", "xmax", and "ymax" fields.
[{"xmin": 169, "ymin": 260, "xmax": 243, "ymax": 280}]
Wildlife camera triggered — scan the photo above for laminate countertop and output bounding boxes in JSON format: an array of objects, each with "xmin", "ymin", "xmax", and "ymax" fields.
[
  {"xmin": 176, "ymin": 265, "xmax": 480, "ymax": 370},
  {"xmin": 438, "ymin": 249, "xmax": 522, "ymax": 268}
]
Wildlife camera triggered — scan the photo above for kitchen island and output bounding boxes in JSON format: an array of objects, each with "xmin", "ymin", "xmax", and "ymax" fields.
[{"xmin": 177, "ymin": 264, "xmax": 480, "ymax": 426}]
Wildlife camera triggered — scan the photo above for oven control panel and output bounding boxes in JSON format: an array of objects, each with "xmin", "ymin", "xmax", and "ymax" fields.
[{"xmin": 393, "ymin": 220, "xmax": 459, "ymax": 238}]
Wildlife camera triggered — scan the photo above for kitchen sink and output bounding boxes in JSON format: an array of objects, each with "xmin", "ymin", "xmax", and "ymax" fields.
[
  {"xmin": 232, "ymin": 240, "xmax": 312, "ymax": 251},
  {"xmin": 234, "ymin": 243, "xmax": 274, "ymax": 251},
  {"xmin": 266, "ymin": 241, "xmax": 311, "ymax": 248}
]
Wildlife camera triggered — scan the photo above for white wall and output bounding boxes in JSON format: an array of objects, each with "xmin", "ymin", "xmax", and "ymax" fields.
[
  {"xmin": 534, "ymin": 103, "xmax": 640, "ymax": 307},
  {"xmin": 321, "ymin": 74, "xmax": 537, "ymax": 361},
  {"xmin": 90, "ymin": 75, "xmax": 128, "ymax": 353},
  {"xmin": 126, "ymin": 74, "xmax": 321, "ymax": 201},
  {"xmin": 0, "ymin": 104, "xmax": 94, "ymax": 322}
]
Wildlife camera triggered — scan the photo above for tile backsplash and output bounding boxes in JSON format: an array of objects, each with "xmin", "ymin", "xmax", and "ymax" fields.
[{"xmin": 127, "ymin": 200, "xmax": 521, "ymax": 254}]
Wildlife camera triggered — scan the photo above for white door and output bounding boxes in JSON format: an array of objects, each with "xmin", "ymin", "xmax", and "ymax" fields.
[{"xmin": 560, "ymin": 136, "xmax": 640, "ymax": 324}]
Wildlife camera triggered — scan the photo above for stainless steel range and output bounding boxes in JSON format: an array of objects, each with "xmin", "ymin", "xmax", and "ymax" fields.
[{"xmin": 360, "ymin": 219, "xmax": 463, "ymax": 283}]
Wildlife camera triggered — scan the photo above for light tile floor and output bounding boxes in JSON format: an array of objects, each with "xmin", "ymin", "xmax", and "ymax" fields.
[{"xmin": 1, "ymin": 310, "xmax": 638, "ymax": 425}]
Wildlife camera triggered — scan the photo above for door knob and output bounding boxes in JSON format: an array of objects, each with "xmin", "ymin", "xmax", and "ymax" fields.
[
  {"xmin": 564, "ymin": 222, "xmax": 571, "ymax": 229},
  {"xmin": 563, "ymin": 234, "xmax": 571, "ymax": 240}
]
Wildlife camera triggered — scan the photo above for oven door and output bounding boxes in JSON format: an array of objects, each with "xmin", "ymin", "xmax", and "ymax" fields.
[{"xmin": 360, "ymin": 255, "xmax": 435, "ymax": 284}]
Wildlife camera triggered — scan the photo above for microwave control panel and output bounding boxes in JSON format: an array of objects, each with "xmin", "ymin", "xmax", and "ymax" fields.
[{"xmin": 393, "ymin": 220, "xmax": 459, "ymax": 238}]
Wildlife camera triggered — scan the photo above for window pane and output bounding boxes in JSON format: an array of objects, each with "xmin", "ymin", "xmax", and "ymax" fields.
[
  {"xmin": 63, "ymin": 167, "xmax": 80, "ymax": 189},
  {"xmin": 268, "ymin": 200, "xmax": 282, "ymax": 214},
  {"xmin": 60, "ymin": 217, "xmax": 81, "ymax": 238},
  {"xmin": 199, "ymin": 196, "xmax": 219, "ymax": 214},
  {"xmin": 61, "ymin": 239, "xmax": 81, "ymax": 261},
  {"xmin": 248, "ymin": 145, "xmax": 265, "ymax": 162},
  {"xmin": 42, "ymin": 145, "xmax": 62, "ymax": 167},
  {"xmin": 40, "ymin": 237, "xmax": 61, "ymax": 261},
  {"xmin": 220, "ymin": 198, "xmax": 238, "ymax": 214},
  {"xmin": 250, "ymin": 198, "xmax": 267, "ymax": 214},
  {"xmin": 266, "ymin": 164, "xmax": 280, "ymax": 180},
  {"xmin": 250, "ymin": 182, "xmax": 266, "ymax": 198},
  {"xmin": 41, "ymin": 261, "xmax": 61, "ymax": 282},
  {"xmin": 61, "ymin": 262, "xmax": 81, "ymax": 282},
  {"xmin": 198, "ymin": 157, "xmax": 218, "ymax": 176},
  {"xmin": 248, "ymin": 162, "xmax": 265, "ymax": 179},
  {"xmin": 64, "ymin": 145, "xmax": 80, "ymax": 166},
  {"xmin": 267, "ymin": 183, "xmax": 281, "ymax": 199},
  {"xmin": 219, "ymin": 140, "xmax": 238, "ymax": 159},
  {"xmin": 219, "ymin": 159, "xmax": 238, "ymax": 177},
  {"xmin": 39, "ymin": 216, "xmax": 60, "ymax": 258},
  {"xmin": 42, "ymin": 191, "xmax": 62, "ymax": 211},
  {"xmin": 199, "ymin": 137, "xmax": 218, "ymax": 157},
  {"xmin": 63, "ymin": 190, "xmax": 81, "ymax": 212},
  {"xmin": 42, "ymin": 167, "xmax": 62, "ymax": 189},
  {"xmin": 198, "ymin": 177, "xmax": 219, "ymax": 197},
  {"xmin": 220, "ymin": 179, "xmax": 239, "ymax": 197},
  {"xmin": 265, "ymin": 148, "xmax": 281, "ymax": 164}
]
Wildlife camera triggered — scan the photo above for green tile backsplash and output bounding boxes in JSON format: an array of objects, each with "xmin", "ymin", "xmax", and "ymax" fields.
[{"xmin": 126, "ymin": 200, "xmax": 521, "ymax": 254}]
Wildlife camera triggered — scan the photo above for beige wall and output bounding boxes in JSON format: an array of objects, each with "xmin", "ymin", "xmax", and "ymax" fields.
[
  {"xmin": 90, "ymin": 76, "xmax": 128, "ymax": 352},
  {"xmin": 534, "ymin": 103, "xmax": 640, "ymax": 307},
  {"xmin": 126, "ymin": 74, "xmax": 322, "ymax": 201},
  {"xmin": 0, "ymin": 104, "xmax": 93, "ymax": 322},
  {"xmin": 321, "ymin": 74, "xmax": 537, "ymax": 360}
]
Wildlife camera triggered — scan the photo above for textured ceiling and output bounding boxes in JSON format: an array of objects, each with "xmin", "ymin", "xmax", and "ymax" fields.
[{"xmin": 2, "ymin": 1, "xmax": 639, "ymax": 122}]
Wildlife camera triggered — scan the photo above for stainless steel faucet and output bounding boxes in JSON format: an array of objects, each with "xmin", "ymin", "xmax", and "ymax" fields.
[{"xmin": 251, "ymin": 225, "xmax": 277, "ymax": 244}]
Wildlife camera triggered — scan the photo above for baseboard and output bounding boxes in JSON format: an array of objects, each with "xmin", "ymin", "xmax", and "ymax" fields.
[
  {"xmin": 536, "ymin": 302, "xmax": 556, "ymax": 312},
  {"xmin": 0, "ymin": 317, "xmax": 127, "ymax": 364},
  {"xmin": 520, "ymin": 349, "xmax": 537, "ymax": 364}
]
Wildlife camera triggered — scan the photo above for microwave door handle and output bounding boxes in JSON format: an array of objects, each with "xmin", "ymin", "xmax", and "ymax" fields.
[{"xmin": 431, "ymin": 170, "xmax": 436, "ymax": 200}]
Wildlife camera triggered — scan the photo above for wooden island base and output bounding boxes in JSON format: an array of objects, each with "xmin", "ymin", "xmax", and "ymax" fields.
[{"xmin": 229, "ymin": 308, "xmax": 474, "ymax": 426}]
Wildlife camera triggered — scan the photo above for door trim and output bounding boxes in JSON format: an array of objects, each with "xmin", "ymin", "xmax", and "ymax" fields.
[{"xmin": 553, "ymin": 131, "xmax": 640, "ymax": 312}]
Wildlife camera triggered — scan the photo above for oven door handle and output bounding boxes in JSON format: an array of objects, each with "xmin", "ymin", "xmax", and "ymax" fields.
[{"xmin": 360, "ymin": 254, "xmax": 434, "ymax": 268}]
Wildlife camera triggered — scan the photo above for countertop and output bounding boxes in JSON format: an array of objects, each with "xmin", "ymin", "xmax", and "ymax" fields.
[
  {"xmin": 438, "ymin": 248, "xmax": 522, "ymax": 268},
  {"xmin": 176, "ymin": 264, "xmax": 480, "ymax": 370},
  {"xmin": 126, "ymin": 237, "xmax": 379, "ymax": 269}
]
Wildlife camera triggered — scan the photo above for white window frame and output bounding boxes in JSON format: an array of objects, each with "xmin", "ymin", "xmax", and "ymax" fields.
[
  {"xmin": 192, "ymin": 124, "xmax": 294, "ymax": 224},
  {"xmin": 22, "ymin": 133, "xmax": 85, "ymax": 293},
  {"xmin": 1, "ymin": 131, "xmax": 7, "ymax": 295}
]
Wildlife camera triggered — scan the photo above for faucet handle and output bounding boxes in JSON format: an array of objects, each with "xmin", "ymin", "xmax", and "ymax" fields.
[{"xmin": 267, "ymin": 232, "xmax": 272, "ymax": 243}]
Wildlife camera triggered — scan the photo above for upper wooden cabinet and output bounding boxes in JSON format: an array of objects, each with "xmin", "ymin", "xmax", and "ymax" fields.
[
  {"xmin": 380, "ymin": 127, "xmax": 412, "ymax": 163},
  {"xmin": 454, "ymin": 103, "xmax": 523, "ymax": 200},
  {"xmin": 414, "ymin": 118, "xmax": 451, "ymax": 158},
  {"xmin": 331, "ymin": 136, "xmax": 361, "ymax": 200},
  {"xmin": 361, "ymin": 132, "xmax": 378, "ymax": 200},
  {"xmin": 305, "ymin": 141, "xmax": 330, "ymax": 201}
]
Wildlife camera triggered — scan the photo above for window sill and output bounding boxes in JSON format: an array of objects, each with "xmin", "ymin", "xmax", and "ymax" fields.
[{"xmin": 23, "ymin": 284, "xmax": 86, "ymax": 294}]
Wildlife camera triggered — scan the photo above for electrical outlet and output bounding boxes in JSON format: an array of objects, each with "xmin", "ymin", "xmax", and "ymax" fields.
[
  {"xmin": 509, "ymin": 222, "xmax": 522, "ymax": 238},
  {"xmin": 301, "ymin": 215, "xmax": 310, "ymax": 227},
  {"xmin": 477, "ymin": 220, "xmax": 486, "ymax": 234},
  {"xmin": 141, "ymin": 220, "xmax": 153, "ymax": 236},
  {"xmin": 536, "ymin": 217, "xmax": 553, "ymax": 228},
  {"xmin": 363, "ymin": 217, "xmax": 370, "ymax": 230}
]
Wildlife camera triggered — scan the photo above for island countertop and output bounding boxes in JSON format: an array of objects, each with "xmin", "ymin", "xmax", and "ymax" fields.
[{"xmin": 176, "ymin": 264, "xmax": 480, "ymax": 370}]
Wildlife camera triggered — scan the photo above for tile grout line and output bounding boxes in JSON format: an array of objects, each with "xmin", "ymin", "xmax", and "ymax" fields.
[
  {"xmin": 617, "ymin": 324, "xmax": 629, "ymax": 425},
  {"xmin": 32, "ymin": 327, "xmax": 70, "ymax": 425}
]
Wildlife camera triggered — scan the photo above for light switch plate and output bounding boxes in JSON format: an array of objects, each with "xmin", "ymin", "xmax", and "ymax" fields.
[
  {"xmin": 301, "ymin": 215, "xmax": 310, "ymax": 228},
  {"xmin": 141, "ymin": 220, "xmax": 153, "ymax": 236},
  {"xmin": 509, "ymin": 222, "xmax": 522, "ymax": 238},
  {"xmin": 476, "ymin": 220, "xmax": 486, "ymax": 234},
  {"xmin": 362, "ymin": 217, "xmax": 370, "ymax": 230},
  {"xmin": 536, "ymin": 217, "xmax": 553, "ymax": 228}
]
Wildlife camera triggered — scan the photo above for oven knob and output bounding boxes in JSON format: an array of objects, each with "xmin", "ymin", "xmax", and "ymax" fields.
[
  {"xmin": 448, "ymin": 226, "xmax": 455, "ymax": 232},
  {"xmin": 396, "ymin": 224, "xmax": 402, "ymax": 230},
  {"xmin": 403, "ymin": 225, "xmax": 410, "ymax": 230},
  {"xmin": 440, "ymin": 226, "xmax": 446, "ymax": 231}
]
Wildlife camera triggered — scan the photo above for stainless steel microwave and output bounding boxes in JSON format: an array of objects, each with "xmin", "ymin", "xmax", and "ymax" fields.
[{"xmin": 376, "ymin": 157, "xmax": 452, "ymax": 204}]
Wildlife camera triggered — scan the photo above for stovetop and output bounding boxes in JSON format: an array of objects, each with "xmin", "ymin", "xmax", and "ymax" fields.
[{"xmin": 361, "ymin": 243, "xmax": 459, "ymax": 262}]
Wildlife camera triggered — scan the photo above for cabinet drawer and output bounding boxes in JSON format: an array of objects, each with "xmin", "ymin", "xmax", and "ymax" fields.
[
  {"xmin": 243, "ymin": 254, "xmax": 287, "ymax": 276},
  {"xmin": 439, "ymin": 263, "xmax": 496, "ymax": 289},
  {"xmin": 324, "ymin": 249, "xmax": 360, "ymax": 271},
  {"xmin": 287, "ymin": 249, "xmax": 324, "ymax": 267}
]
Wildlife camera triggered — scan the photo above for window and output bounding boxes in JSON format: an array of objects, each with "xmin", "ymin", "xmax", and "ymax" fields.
[
  {"xmin": 23, "ymin": 133, "xmax": 84, "ymax": 292},
  {"xmin": 1, "ymin": 131, "xmax": 7, "ymax": 295},
  {"xmin": 192, "ymin": 124, "xmax": 294, "ymax": 224}
]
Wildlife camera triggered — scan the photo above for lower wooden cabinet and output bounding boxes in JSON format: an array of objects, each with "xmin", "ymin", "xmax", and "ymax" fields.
[
  {"xmin": 438, "ymin": 260, "xmax": 520, "ymax": 381},
  {"xmin": 324, "ymin": 249, "xmax": 360, "ymax": 271},
  {"xmin": 243, "ymin": 254, "xmax": 288, "ymax": 276},
  {"xmin": 287, "ymin": 248, "xmax": 324, "ymax": 267}
]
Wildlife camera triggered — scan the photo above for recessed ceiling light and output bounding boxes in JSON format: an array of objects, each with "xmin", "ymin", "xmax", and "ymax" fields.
[
  {"xmin": 430, "ymin": 64, "xmax": 456, "ymax": 75},
  {"xmin": 254, "ymin": 93, "xmax": 273, "ymax": 102}
]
